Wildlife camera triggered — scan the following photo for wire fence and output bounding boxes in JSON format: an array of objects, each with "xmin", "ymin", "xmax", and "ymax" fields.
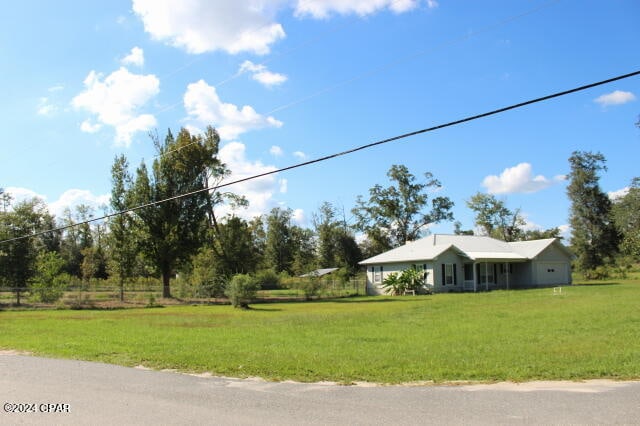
[{"xmin": 0, "ymin": 278, "xmax": 368, "ymax": 308}]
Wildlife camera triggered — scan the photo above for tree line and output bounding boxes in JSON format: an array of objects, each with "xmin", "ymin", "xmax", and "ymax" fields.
[{"xmin": 1, "ymin": 126, "xmax": 638, "ymax": 305}]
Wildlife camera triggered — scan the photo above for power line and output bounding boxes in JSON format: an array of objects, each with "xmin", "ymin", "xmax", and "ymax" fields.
[{"xmin": 2, "ymin": 69, "xmax": 639, "ymax": 245}]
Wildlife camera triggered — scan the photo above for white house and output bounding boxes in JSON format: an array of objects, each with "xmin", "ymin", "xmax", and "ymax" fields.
[{"xmin": 359, "ymin": 234, "xmax": 573, "ymax": 294}]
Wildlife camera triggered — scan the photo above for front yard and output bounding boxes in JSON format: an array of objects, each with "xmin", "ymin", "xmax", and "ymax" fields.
[{"xmin": 1, "ymin": 279, "xmax": 639, "ymax": 384}]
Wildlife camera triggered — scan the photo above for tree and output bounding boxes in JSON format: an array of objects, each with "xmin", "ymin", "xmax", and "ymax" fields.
[
  {"xmin": 612, "ymin": 177, "xmax": 640, "ymax": 259},
  {"xmin": 263, "ymin": 207, "xmax": 294, "ymax": 273},
  {"xmin": 567, "ymin": 151, "xmax": 619, "ymax": 272},
  {"xmin": 209, "ymin": 215, "xmax": 258, "ymax": 277},
  {"xmin": 225, "ymin": 274, "xmax": 259, "ymax": 309},
  {"xmin": 0, "ymin": 198, "xmax": 54, "ymax": 305},
  {"xmin": 107, "ymin": 155, "xmax": 137, "ymax": 301},
  {"xmin": 352, "ymin": 164, "xmax": 454, "ymax": 253},
  {"xmin": 290, "ymin": 225, "xmax": 316, "ymax": 276},
  {"xmin": 313, "ymin": 202, "xmax": 361, "ymax": 274},
  {"xmin": 131, "ymin": 127, "xmax": 229, "ymax": 298},
  {"xmin": 523, "ymin": 227, "xmax": 561, "ymax": 241},
  {"xmin": 30, "ymin": 251, "xmax": 68, "ymax": 303},
  {"xmin": 466, "ymin": 193, "xmax": 525, "ymax": 242}
]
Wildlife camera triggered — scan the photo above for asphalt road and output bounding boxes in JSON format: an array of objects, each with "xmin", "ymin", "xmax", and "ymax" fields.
[{"xmin": 1, "ymin": 353, "xmax": 638, "ymax": 425}]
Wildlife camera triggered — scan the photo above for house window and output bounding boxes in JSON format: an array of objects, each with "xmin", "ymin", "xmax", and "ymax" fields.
[
  {"xmin": 374, "ymin": 266, "xmax": 383, "ymax": 284},
  {"xmin": 442, "ymin": 264, "xmax": 456, "ymax": 286}
]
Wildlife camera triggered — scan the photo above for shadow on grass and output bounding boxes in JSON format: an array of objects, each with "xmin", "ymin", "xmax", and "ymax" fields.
[
  {"xmin": 247, "ymin": 306, "xmax": 283, "ymax": 312},
  {"xmin": 321, "ymin": 296, "xmax": 431, "ymax": 304},
  {"xmin": 572, "ymin": 282, "xmax": 622, "ymax": 287}
]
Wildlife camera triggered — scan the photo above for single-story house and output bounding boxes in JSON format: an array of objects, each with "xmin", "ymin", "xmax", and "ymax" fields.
[{"xmin": 359, "ymin": 234, "xmax": 573, "ymax": 294}]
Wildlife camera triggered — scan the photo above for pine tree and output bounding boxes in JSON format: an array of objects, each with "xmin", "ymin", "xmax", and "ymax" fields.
[{"xmin": 567, "ymin": 151, "xmax": 619, "ymax": 272}]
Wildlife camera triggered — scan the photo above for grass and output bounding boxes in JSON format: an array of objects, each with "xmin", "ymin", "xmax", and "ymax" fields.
[{"xmin": 1, "ymin": 281, "xmax": 639, "ymax": 384}]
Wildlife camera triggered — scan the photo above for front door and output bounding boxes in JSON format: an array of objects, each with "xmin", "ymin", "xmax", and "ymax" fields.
[{"xmin": 463, "ymin": 263, "xmax": 474, "ymax": 290}]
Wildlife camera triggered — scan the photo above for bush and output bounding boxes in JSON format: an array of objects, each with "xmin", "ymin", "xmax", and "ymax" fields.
[
  {"xmin": 296, "ymin": 276, "xmax": 323, "ymax": 300},
  {"xmin": 29, "ymin": 251, "xmax": 68, "ymax": 303},
  {"xmin": 255, "ymin": 269, "xmax": 281, "ymax": 290},
  {"xmin": 225, "ymin": 274, "xmax": 259, "ymax": 309}
]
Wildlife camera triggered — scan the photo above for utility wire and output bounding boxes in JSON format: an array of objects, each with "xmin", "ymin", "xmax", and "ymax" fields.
[{"xmin": 2, "ymin": 69, "xmax": 639, "ymax": 245}]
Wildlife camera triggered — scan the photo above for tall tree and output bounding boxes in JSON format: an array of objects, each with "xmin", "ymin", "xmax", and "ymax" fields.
[
  {"xmin": 466, "ymin": 192, "xmax": 525, "ymax": 242},
  {"xmin": 264, "ymin": 207, "xmax": 294, "ymax": 273},
  {"xmin": 0, "ymin": 198, "xmax": 54, "ymax": 305},
  {"xmin": 352, "ymin": 164, "xmax": 454, "ymax": 253},
  {"xmin": 567, "ymin": 151, "xmax": 619, "ymax": 272},
  {"xmin": 107, "ymin": 154, "xmax": 137, "ymax": 301},
  {"xmin": 612, "ymin": 177, "xmax": 640, "ymax": 259},
  {"xmin": 313, "ymin": 201, "xmax": 361, "ymax": 273},
  {"xmin": 209, "ymin": 215, "xmax": 258, "ymax": 276},
  {"xmin": 131, "ymin": 126, "xmax": 228, "ymax": 298}
]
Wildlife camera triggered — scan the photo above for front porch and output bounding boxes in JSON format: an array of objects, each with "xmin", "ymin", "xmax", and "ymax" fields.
[{"xmin": 462, "ymin": 261, "xmax": 522, "ymax": 292}]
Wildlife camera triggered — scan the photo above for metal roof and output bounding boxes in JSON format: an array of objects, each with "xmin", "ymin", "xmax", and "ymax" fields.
[
  {"xmin": 359, "ymin": 235, "xmax": 565, "ymax": 265},
  {"xmin": 300, "ymin": 268, "xmax": 339, "ymax": 277}
]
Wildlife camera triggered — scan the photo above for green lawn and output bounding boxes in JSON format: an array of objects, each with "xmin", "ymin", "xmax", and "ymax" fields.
[{"xmin": 1, "ymin": 281, "xmax": 639, "ymax": 384}]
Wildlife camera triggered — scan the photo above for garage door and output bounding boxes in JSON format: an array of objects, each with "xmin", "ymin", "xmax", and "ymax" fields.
[{"xmin": 536, "ymin": 263, "xmax": 568, "ymax": 286}]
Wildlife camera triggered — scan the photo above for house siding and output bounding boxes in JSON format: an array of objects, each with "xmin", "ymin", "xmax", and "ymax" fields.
[
  {"xmin": 433, "ymin": 249, "xmax": 464, "ymax": 292},
  {"xmin": 365, "ymin": 262, "xmax": 435, "ymax": 295}
]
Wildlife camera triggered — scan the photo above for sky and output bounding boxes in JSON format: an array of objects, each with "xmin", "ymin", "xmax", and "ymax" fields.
[{"xmin": 1, "ymin": 0, "xmax": 639, "ymax": 240}]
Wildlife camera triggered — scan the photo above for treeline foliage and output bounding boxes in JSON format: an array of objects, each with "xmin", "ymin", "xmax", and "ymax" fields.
[{"xmin": 2, "ymin": 132, "xmax": 638, "ymax": 305}]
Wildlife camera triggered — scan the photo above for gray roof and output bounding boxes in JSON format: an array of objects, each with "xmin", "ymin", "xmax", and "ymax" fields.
[
  {"xmin": 300, "ymin": 268, "xmax": 339, "ymax": 277},
  {"xmin": 359, "ymin": 235, "xmax": 566, "ymax": 265}
]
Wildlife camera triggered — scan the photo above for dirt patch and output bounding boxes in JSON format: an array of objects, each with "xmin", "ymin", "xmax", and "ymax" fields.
[{"xmin": 0, "ymin": 349, "xmax": 33, "ymax": 356}]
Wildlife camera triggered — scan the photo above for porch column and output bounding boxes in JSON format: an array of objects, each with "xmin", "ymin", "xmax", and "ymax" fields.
[
  {"xmin": 505, "ymin": 262, "xmax": 509, "ymax": 291},
  {"xmin": 473, "ymin": 262, "xmax": 477, "ymax": 293},
  {"xmin": 485, "ymin": 263, "xmax": 489, "ymax": 291}
]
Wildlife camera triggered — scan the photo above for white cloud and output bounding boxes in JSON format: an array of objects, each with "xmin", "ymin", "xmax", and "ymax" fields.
[
  {"xmin": 4, "ymin": 187, "xmax": 109, "ymax": 218},
  {"xmin": 183, "ymin": 79, "xmax": 282, "ymax": 140},
  {"xmin": 426, "ymin": 0, "xmax": 439, "ymax": 8},
  {"xmin": 293, "ymin": 151, "xmax": 307, "ymax": 160},
  {"xmin": 482, "ymin": 163, "xmax": 564, "ymax": 194},
  {"xmin": 293, "ymin": 0, "xmax": 424, "ymax": 18},
  {"xmin": 270, "ymin": 145, "xmax": 284, "ymax": 156},
  {"xmin": 4, "ymin": 187, "xmax": 45, "ymax": 205},
  {"xmin": 239, "ymin": 60, "xmax": 288, "ymax": 87},
  {"xmin": 217, "ymin": 141, "xmax": 281, "ymax": 219},
  {"xmin": 37, "ymin": 97, "xmax": 57, "ymax": 116},
  {"xmin": 594, "ymin": 90, "xmax": 636, "ymax": 106},
  {"xmin": 132, "ymin": 0, "xmax": 286, "ymax": 55},
  {"xmin": 80, "ymin": 120, "xmax": 102, "ymax": 133},
  {"xmin": 292, "ymin": 208, "xmax": 305, "ymax": 225},
  {"xmin": 72, "ymin": 67, "xmax": 160, "ymax": 146},
  {"xmin": 48, "ymin": 189, "xmax": 110, "ymax": 218},
  {"xmin": 608, "ymin": 186, "xmax": 630, "ymax": 201},
  {"xmin": 121, "ymin": 46, "xmax": 145, "ymax": 67}
]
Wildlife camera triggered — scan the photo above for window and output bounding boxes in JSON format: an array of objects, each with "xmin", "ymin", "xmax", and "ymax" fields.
[
  {"xmin": 374, "ymin": 266, "xmax": 383, "ymax": 283},
  {"xmin": 442, "ymin": 264, "xmax": 456, "ymax": 286}
]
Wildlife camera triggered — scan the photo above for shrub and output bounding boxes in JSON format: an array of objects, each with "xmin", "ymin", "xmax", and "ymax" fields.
[
  {"xmin": 29, "ymin": 251, "xmax": 67, "ymax": 303},
  {"xmin": 382, "ymin": 272, "xmax": 404, "ymax": 295},
  {"xmin": 225, "ymin": 274, "xmax": 259, "ymax": 309},
  {"xmin": 296, "ymin": 276, "xmax": 323, "ymax": 300},
  {"xmin": 255, "ymin": 269, "xmax": 281, "ymax": 290}
]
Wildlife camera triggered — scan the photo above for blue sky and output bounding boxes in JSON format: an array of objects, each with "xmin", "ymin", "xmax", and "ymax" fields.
[{"xmin": 2, "ymin": 0, "xmax": 639, "ymax": 239}]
